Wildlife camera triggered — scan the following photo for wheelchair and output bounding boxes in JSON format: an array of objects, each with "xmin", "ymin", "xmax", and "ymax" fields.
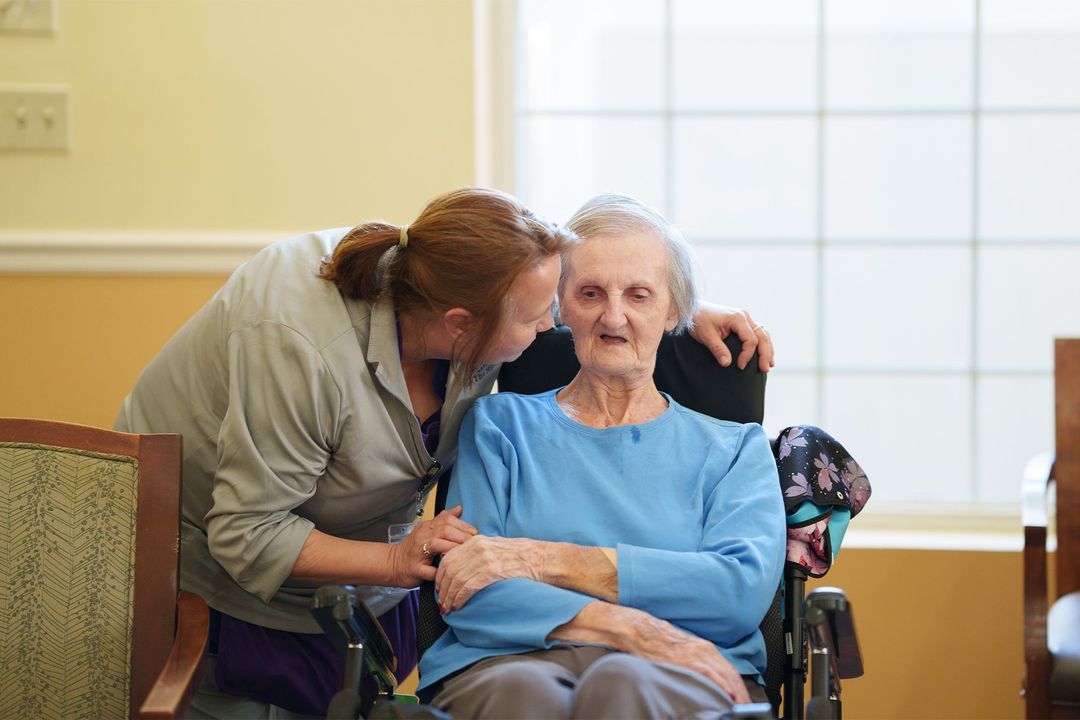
[{"xmin": 313, "ymin": 329, "xmax": 867, "ymax": 719}]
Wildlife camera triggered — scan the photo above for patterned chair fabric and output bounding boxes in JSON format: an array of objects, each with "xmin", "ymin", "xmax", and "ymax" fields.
[{"xmin": 0, "ymin": 443, "xmax": 140, "ymax": 720}]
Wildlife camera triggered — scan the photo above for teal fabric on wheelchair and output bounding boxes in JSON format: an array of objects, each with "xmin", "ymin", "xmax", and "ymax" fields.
[{"xmin": 786, "ymin": 504, "xmax": 851, "ymax": 576}]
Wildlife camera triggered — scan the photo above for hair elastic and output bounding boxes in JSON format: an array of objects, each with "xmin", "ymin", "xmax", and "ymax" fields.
[{"xmin": 399, "ymin": 225, "xmax": 409, "ymax": 249}]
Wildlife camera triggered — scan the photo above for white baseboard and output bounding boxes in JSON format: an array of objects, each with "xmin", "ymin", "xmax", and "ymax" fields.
[{"xmin": 0, "ymin": 230, "xmax": 294, "ymax": 274}]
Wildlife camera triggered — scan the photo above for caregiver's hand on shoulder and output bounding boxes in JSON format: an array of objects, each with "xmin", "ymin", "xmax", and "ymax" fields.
[
  {"xmin": 388, "ymin": 506, "xmax": 477, "ymax": 587},
  {"xmin": 690, "ymin": 302, "xmax": 775, "ymax": 373},
  {"xmin": 612, "ymin": 605, "xmax": 750, "ymax": 704},
  {"xmin": 435, "ymin": 535, "xmax": 541, "ymax": 613}
]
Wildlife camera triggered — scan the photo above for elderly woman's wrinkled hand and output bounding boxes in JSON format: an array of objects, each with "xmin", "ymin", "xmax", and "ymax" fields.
[
  {"xmin": 689, "ymin": 302, "xmax": 775, "ymax": 373},
  {"xmin": 615, "ymin": 605, "xmax": 751, "ymax": 704},
  {"xmin": 388, "ymin": 505, "xmax": 477, "ymax": 588},
  {"xmin": 435, "ymin": 535, "xmax": 542, "ymax": 613}
]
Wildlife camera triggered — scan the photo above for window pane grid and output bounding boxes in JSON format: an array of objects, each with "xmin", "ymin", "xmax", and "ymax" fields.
[{"xmin": 510, "ymin": 0, "xmax": 1079, "ymax": 514}]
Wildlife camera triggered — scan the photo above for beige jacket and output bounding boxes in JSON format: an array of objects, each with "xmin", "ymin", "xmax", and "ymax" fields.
[{"xmin": 116, "ymin": 229, "xmax": 497, "ymax": 631}]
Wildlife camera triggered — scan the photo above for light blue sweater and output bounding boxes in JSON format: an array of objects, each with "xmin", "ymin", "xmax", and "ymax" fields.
[{"xmin": 418, "ymin": 388, "xmax": 785, "ymax": 691}]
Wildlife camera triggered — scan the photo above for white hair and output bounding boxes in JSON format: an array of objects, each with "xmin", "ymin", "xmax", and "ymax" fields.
[{"xmin": 561, "ymin": 193, "xmax": 700, "ymax": 333}]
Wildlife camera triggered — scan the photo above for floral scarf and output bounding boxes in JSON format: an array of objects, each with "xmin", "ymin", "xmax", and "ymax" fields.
[{"xmin": 774, "ymin": 426, "xmax": 871, "ymax": 577}]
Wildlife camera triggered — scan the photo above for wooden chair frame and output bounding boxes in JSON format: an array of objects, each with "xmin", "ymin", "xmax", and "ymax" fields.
[
  {"xmin": 1022, "ymin": 339, "xmax": 1080, "ymax": 720},
  {"xmin": 0, "ymin": 418, "xmax": 209, "ymax": 719}
]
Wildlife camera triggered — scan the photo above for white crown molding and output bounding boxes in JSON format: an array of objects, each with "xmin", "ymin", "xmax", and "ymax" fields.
[{"xmin": 0, "ymin": 230, "xmax": 294, "ymax": 274}]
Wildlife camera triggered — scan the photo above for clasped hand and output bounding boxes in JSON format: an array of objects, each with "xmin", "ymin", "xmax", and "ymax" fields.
[
  {"xmin": 435, "ymin": 535, "xmax": 541, "ymax": 613},
  {"xmin": 387, "ymin": 505, "xmax": 477, "ymax": 587},
  {"xmin": 615, "ymin": 605, "xmax": 752, "ymax": 705}
]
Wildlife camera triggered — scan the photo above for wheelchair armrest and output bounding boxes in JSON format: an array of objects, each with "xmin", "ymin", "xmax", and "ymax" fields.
[
  {"xmin": 310, "ymin": 585, "xmax": 398, "ymax": 693},
  {"xmin": 805, "ymin": 587, "xmax": 863, "ymax": 680}
]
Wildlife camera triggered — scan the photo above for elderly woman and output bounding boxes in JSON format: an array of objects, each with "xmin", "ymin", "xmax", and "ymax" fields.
[{"xmin": 416, "ymin": 195, "xmax": 786, "ymax": 719}]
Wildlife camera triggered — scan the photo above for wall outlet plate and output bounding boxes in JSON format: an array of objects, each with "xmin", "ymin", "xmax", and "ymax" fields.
[
  {"xmin": 0, "ymin": 85, "xmax": 70, "ymax": 151},
  {"xmin": 0, "ymin": 0, "xmax": 57, "ymax": 33}
]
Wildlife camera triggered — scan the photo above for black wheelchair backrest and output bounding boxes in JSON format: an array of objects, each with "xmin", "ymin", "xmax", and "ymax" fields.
[
  {"xmin": 497, "ymin": 326, "xmax": 765, "ymax": 421},
  {"xmin": 432, "ymin": 327, "xmax": 765, "ymax": 514}
]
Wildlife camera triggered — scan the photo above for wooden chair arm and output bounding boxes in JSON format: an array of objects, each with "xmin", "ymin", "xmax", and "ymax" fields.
[
  {"xmin": 136, "ymin": 592, "xmax": 210, "ymax": 719},
  {"xmin": 1022, "ymin": 453, "xmax": 1055, "ymax": 530},
  {"xmin": 1022, "ymin": 454, "xmax": 1054, "ymax": 719}
]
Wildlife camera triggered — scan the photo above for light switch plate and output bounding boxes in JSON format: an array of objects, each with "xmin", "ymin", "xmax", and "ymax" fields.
[
  {"xmin": 0, "ymin": 0, "xmax": 56, "ymax": 33},
  {"xmin": 0, "ymin": 85, "xmax": 70, "ymax": 151}
]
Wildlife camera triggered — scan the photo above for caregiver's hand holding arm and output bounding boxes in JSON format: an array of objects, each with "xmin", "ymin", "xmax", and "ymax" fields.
[{"xmin": 291, "ymin": 506, "xmax": 477, "ymax": 588}]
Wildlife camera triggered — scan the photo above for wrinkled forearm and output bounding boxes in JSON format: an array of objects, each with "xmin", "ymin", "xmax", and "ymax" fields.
[
  {"xmin": 538, "ymin": 541, "xmax": 619, "ymax": 603},
  {"xmin": 446, "ymin": 579, "xmax": 595, "ymax": 650},
  {"xmin": 548, "ymin": 601, "xmax": 625, "ymax": 647},
  {"xmin": 548, "ymin": 600, "xmax": 672, "ymax": 655}
]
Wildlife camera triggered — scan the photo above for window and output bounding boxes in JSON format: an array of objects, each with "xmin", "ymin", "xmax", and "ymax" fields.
[{"xmin": 490, "ymin": 0, "xmax": 1080, "ymax": 516}]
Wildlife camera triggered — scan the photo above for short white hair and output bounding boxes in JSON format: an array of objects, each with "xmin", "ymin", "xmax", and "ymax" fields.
[{"xmin": 561, "ymin": 193, "xmax": 700, "ymax": 333}]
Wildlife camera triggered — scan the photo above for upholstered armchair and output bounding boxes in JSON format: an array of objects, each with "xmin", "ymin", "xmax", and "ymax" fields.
[{"xmin": 0, "ymin": 418, "xmax": 208, "ymax": 719}]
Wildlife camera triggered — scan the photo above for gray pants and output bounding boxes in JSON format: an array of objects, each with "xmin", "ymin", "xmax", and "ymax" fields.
[{"xmin": 431, "ymin": 646, "xmax": 766, "ymax": 720}]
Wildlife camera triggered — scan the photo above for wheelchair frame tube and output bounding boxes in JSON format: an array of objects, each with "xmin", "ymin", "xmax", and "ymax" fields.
[
  {"xmin": 783, "ymin": 565, "xmax": 808, "ymax": 720},
  {"xmin": 805, "ymin": 609, "xmax": 841, "ymax": 720},
  {"xmin": 326, "ymin": 639, "xmax": 368, "ymax": 720}
]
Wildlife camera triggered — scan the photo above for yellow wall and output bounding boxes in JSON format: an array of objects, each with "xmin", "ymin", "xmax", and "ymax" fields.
[
  {"xmin": 0, "ymin": 0, "xmax": 476, "ymax": 230},
  {"xmin": 0, "ymin": 275, "xmax": 227, "ymax": 427},
  {"xmin": 810, "ymin": 548, "xmax": 1024, "ymax": 719},
  {"xmin": 0, "ymin": 3, "xmax": 1028, "ymax": 719},
  {"xmin": 1, "ymin": 0, "xmax": 476, "ymax": 420}
]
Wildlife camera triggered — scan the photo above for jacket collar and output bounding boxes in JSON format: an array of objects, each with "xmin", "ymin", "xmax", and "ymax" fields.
[
  {"xmin": 357, "ymin": 295, "xmax": 472, "ymax": 428},
  {"xmin": 364, "ymin": 295, "xmax": 401, "ymax": 372},
  {"xmin": 363, "ymin": 295, "xmax": 413, "ymax": 412}
]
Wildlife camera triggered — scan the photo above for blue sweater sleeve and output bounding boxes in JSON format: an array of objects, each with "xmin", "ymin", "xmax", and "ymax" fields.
[
  {"xmin": 617, "ymin": 423, "xmax": 786, "ymax": 644},
  {"xmin": 440, "ymin": 402, "xmax": 594, "ymax": 650}
]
